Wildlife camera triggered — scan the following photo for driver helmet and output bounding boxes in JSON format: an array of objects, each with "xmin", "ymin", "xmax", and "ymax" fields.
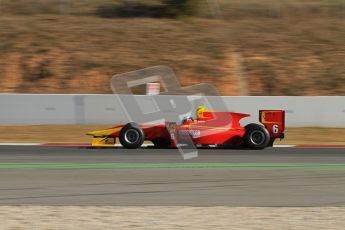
[{"xmin": 196, "ymin": 105, "xmax": 207, "ymax": 119}]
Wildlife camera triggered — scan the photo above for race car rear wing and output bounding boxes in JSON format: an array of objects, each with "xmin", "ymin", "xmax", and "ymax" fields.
[{"xmin": 259, "ymin": 110, "xmax": 285, "ymax": 139}]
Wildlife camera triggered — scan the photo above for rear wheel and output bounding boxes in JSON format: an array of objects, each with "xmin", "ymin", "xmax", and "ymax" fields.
[
  {"xmin": 244, "ymin": 124, "xmax": 270, "ymax": 149},
  {"xmin": 119, "ymin": 123, "xmax": 145, "ymax": 149}
]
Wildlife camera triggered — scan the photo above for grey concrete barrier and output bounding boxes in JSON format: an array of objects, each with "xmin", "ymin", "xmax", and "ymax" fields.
[{"xmin": 0, "ymin": 94, "xmax": 344, "ymax": 127}]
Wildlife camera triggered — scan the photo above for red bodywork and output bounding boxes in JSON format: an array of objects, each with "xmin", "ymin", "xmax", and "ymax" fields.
[{"xmin": 94, "ymin": 110, "xmax": 285, "ymax": 147}]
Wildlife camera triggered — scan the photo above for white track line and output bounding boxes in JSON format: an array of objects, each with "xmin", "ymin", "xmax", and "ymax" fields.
[
  {"xmin": 0, "ymin": 143, "xmax": 41, "ymax": 146},
  {"xmin": 273, "ymin": 145, "xmax": 296, "ymax": 148}
]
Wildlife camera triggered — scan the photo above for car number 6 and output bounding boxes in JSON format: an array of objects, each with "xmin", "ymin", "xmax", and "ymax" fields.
[{"xmin": 273, "ymin": 125, "xmax": 279, "ymax": 134}]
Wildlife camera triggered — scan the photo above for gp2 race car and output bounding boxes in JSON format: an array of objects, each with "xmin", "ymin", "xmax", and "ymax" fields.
[{"xmin": 87, "ymin": 109, "xmax": 285, "ymax": 149}]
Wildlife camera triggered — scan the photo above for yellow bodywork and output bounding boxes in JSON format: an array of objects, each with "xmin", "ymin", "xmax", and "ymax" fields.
[
  {"xmin": 87, "ymin": 126, "xmax": 122, "ymax": 147},
  {"xmin": 86, "ymin": 127, "xmax": 121, "ymax": 137},
  {"xmin": 91, "ymin": 136, "xmax": 116, "ymax": 147}
]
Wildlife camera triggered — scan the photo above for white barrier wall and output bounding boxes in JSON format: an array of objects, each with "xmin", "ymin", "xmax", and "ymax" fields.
[{"xmin": 0, "ymin": 94, "xmax": 344, "ymax": 127}]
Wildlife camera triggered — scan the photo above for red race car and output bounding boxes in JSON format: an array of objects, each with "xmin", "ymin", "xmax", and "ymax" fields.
[{"xmin": 87, "ymin": 108, "xmax": 285, "ymax": 149}]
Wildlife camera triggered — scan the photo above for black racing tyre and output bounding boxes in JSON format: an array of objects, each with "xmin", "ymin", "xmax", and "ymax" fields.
[
  {"xmin": 244, "ymin": 123, "xmax": 270, "ymax": 149},
  {"xmin": 152, "ymin": 138, "xmax": 171, "ymax": 148},
  {"xmin": 119, "ymin": 123, "xmax": 145, "ymax": 149}
]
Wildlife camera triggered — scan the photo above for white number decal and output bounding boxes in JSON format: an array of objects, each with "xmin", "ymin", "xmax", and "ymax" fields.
[{"xmin": 273, "ymin": 125, "xmax": 279, "ymax": 134}]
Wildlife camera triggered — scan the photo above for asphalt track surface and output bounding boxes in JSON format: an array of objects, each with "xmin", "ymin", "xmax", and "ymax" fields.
[{"xmin": 0, "ymin": 146, "xmax": 345, "ymax": 206}]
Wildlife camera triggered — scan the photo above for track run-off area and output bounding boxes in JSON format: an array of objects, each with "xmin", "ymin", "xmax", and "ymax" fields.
[{"xmin": 0, "ymin": 145, "xmax": 344, "ymax": 206}]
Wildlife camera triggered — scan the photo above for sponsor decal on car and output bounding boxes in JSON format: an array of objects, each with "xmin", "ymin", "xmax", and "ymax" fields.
[{"xmin": 178, "ymin": 130, "xmax": 201, "ymax": 138}]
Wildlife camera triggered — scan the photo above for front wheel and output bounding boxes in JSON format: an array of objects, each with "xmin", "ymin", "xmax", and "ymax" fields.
[
  {"xmin": 244, "ymin": 124, "xmax": 270, "ymax": 149},
  {"xmin": 119, "ymin": 123, "xmax": 145, "ymax": 149}
]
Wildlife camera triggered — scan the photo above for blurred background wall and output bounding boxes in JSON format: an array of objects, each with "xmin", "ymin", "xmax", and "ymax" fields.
[
  {"xmin": 0, "ymin": 0, "xmax": 344, "ymax": 96},
  {"xmin": 0, "ymin": 94, "xmax": 344, "ymax": 127}
]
